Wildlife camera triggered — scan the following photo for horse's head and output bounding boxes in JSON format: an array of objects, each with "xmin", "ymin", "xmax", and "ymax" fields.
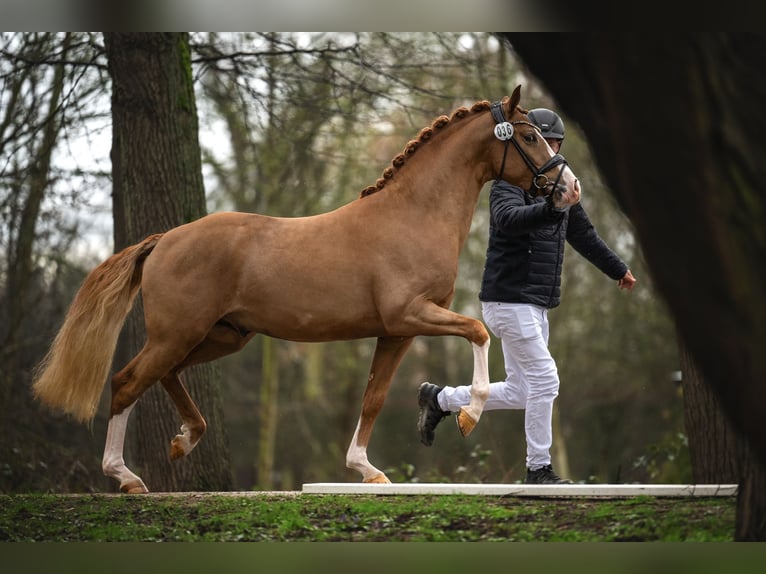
[{"xmin": 491, "ymin": 85, "xmax": 580, "ymax": 207}]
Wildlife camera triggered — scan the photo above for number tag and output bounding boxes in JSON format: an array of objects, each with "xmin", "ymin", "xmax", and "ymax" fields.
[{"xmin": 494, "ymin": 122, "xmax": 514, "ymax": 141}]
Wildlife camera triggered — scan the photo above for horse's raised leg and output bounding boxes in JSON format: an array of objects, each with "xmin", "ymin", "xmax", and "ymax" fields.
[
  {"xmin": 161, "ymin": 324, "xmax": 253, "ymax": 461},
  {"xmin": 455, "ymin": 338, "xmax": 490, "ymax": 437},
  {"xmin": 161, "ymin": 373, "xmax": 206, "ymax": 461},
  {"xmin": 396, "ymin": 300, "xmax": 491, "ymax": 437},
  {"xmin": 346, "ymin": 336, "xmax": 413, "ymax": 483}
]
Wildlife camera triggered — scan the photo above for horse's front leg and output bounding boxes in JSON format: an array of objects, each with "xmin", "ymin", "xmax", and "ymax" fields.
[
  {"xmin": 401, "ymin": 301, "xmax": 491, "ymax": 437},
  {"xmin": 346, "ymin": 336, "xmax": 413, "ymax": 483},
  {"xmin": 456, "ymin": 338, "xmax": 491, "ymax": 437}
]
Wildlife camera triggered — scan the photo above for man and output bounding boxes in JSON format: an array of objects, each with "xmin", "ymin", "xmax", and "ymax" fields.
[{"xmin": 417, "ymin": 108, "xmax": 636, "ymax": 484}]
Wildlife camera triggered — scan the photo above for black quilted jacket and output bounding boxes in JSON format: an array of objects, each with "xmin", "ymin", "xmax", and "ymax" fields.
[{"xmin": 479, "ymin": 179, "xmax": 628, "ymax": 309}]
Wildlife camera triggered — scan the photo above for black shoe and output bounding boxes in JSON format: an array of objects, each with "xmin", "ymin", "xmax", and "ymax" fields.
[
  {"xmin": 417, "ymin": 382, "xmax": 451, "ymax": 446},
  {"xmin": 525, "ymin": 464, "xmax": 572, "ymax": 484}
]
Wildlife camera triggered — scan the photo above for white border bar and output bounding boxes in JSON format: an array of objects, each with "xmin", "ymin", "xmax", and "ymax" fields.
[{"xmin": 301, "ymin": 483, "xmax": 738, "ymax": 497}]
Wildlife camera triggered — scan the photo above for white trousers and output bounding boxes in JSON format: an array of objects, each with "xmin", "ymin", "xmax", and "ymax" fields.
[{"xmin": 438, "ymin": 302, "xmax": 560, "ymax": 470}]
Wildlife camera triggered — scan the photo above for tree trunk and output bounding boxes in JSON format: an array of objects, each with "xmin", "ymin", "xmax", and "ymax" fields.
[
  {"xmin": 551, "ymin": 403, "xmax": 571, "ymax": 480},
  {"xmin": 680, "ymin": 339, "xmax": 766, "ymax": 539},
  {"xmin": 680, "ymin": 342, "xmax": 739, "ymax": 483},
  {"xmin": 256, "ymin": 337, "xmax": 278, "ymax": 489},
  {"xmin": 736, "ymin": 451, "xmax": 766, "ymax": 540},
  {"xmin": 105, "ymin": 32, "xmax": 233, "ymax": 492}
]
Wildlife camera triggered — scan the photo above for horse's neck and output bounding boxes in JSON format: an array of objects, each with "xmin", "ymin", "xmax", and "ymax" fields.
[{"xmin": 381, "ymin": 119, "xmax": 491, "ymax": 242}]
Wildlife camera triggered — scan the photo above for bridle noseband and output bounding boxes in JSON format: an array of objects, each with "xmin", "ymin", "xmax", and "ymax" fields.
[{"xmin": 490, "ymin": 101, "xmax": 568, "ymax": 196}]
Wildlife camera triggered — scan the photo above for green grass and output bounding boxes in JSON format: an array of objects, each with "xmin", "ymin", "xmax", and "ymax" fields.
[{"xmin": 0, "ymin": 492, "xmax": 736, "ymax": 542}]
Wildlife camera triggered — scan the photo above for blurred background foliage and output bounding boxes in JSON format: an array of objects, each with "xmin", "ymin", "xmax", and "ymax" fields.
[{"xmin": 0, "ymin": 32, "xmax": 686, "ymax": 492}]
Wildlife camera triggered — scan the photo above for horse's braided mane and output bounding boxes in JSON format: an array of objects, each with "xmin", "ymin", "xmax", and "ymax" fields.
[{"xmin": 360, "ymin": 99, "xmax": 495, "ymax": 198}]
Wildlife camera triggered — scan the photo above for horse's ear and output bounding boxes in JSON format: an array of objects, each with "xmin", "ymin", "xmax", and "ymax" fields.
[{"xmin": 508, "ymin": 85, "xmax": 522, "ymax": 115}]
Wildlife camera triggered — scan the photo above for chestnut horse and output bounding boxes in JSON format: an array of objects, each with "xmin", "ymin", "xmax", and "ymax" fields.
[{"xmin": 32, "ymin": 85, "xmax": 580, "ymax": 492}]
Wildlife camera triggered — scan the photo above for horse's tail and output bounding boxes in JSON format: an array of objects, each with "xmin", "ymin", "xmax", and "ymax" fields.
[{"xmin": 32, "ymin": 233, "xmax": 164, "ymax": 423}]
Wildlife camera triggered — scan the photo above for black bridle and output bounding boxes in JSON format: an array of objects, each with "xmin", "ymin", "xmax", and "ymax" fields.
[{"xmin": 490, "ymin": 101, "xmax": 568, "ymax": 196}]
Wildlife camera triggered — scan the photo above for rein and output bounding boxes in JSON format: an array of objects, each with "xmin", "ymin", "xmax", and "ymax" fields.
[{"xmin": 490, "ymin": 101, "xmax": 568, "ymax": 196}]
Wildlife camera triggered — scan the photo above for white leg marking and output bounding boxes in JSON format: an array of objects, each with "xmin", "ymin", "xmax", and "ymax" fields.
[
  {"xmin": 172, "ymin": 423, "xmax": 196, "ymax": 456},
  {"xmin": 463, "ymin": 339, "xmax": 491, "ymax": 423},
  {"xmin": 102, "ymin": 403, "xmax": 148, "ymax": 492},
  {"xmin": 345, "ymin": 420, "xmax": 389, "ymax": 483}
]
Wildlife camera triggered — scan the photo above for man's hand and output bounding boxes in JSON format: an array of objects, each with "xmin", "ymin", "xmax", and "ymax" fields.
[
  {"xmin": 551, "ymin": 178, "xmax": 581, "ymax": 211},
  {"xmin": 618, "ymin": 270, "xmax": 637, "ymax": 291}
]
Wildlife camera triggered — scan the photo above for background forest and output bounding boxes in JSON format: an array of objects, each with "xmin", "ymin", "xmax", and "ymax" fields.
[{"xmin": 0, "ymin": 32, "xmax": 684, "ymax": 493}]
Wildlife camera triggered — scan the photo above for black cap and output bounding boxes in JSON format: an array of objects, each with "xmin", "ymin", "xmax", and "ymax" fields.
[{"xmin": 528, "ymin": 108, "xmax": 565, "ymax": 140}]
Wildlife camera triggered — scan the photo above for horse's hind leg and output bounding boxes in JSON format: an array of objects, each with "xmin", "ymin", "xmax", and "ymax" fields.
[
  {"xmin": 346, "ymin": 335, "xmax": 413, "ymax": 483},
  {"xmin": 161, "ymin": 324, "xmax": 254, "ymax": 461},
  {"xmin": 161, "ymin": 373, "xmax": 206, "ymax": 461},
  {"xmin": 103, "ymin": 323, "xmax": 251, "ymax": 493},
  {"xmin": 102, "ymin": 345, "xmax": 186, "ymax": 493},
  {"xmin": 102, "ymin": 401, "xmax": 147, "ymax": 493}
]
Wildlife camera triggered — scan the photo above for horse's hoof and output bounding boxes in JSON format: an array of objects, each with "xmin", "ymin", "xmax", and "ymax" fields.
[
  {"xmin": 363, "ymin": 473, "xmax": 391, "ymax": 484},
  {"xmin": 169, "ymin": 429, "xmax": 200, "ymax": 461},
  {"xmin": 125, "ymin": 486, "xmax": 149, "ymax": 494},
  {"xmin": 457, "ymin": 407, "xmax": 478, "ymax": 437},
  {"xmin": 169, "ymin": 437, "xmax": 188, "ymax": 460},
  {"xmin": 121, "ymin": 480, "xmax": 149, "ymax": 494}
]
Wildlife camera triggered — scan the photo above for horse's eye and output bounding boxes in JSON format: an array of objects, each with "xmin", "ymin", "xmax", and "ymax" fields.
[{"xmin": 523, "ymin": 133, "xmax": 536, "ymax": 144}]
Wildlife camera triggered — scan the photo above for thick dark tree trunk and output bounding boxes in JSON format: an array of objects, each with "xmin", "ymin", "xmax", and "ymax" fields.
[
  {"xmin": 736, "ymin": 452, "xmax": 766, "ymax": 540},
  {"xmin": 680, "ymin": 341, "xmax": 766, "ymax": 538},
  {"xmin": 105, "ymin": 32, "xmax": 233, "ymax": 491},
  {"xmin": 504, "ymin": 33, "xmax": 766, "ymax": 540},
  {"xmin": 680, "ymin": 343, "xmax": 739, "ymax": 484}
]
